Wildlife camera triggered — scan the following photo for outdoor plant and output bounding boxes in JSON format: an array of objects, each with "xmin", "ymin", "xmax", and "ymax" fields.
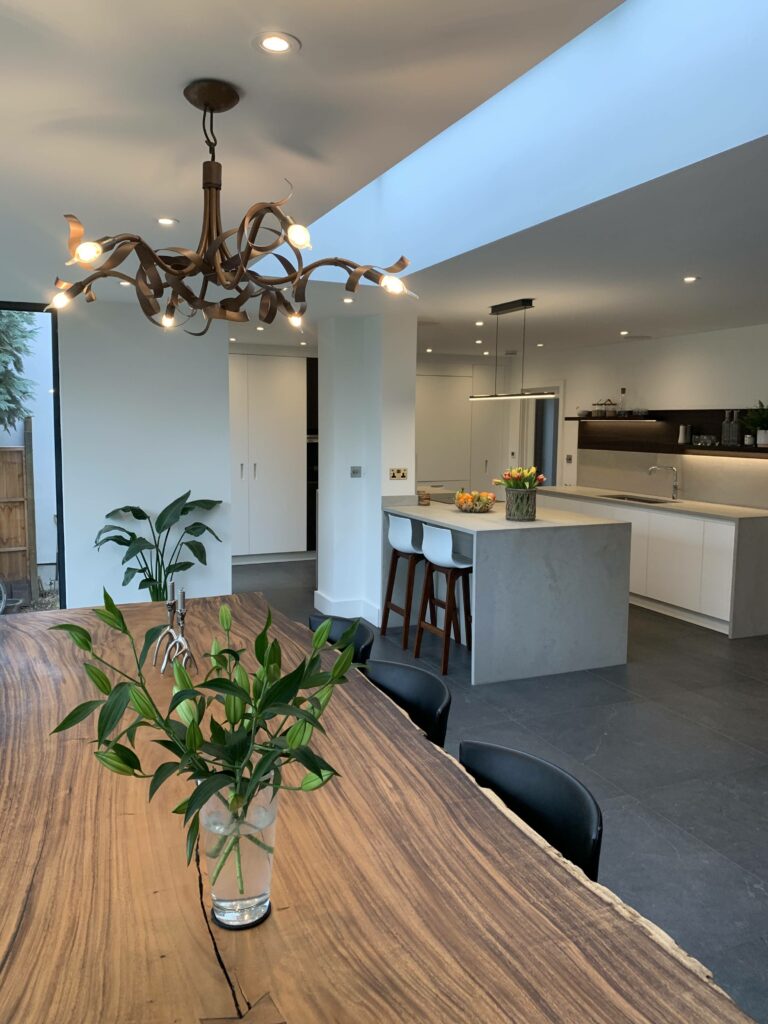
[
  {"xmin": 95, "ymin": 490, "xmax": 222, "ymax": 601},
  {"xmin": 493, "ymin": 466, "xmax": 546, "ymax": 489},
  {"xmin": 0, "ymin": 309, "xmax": 35, "ymax": 433},
  {"xmin": 741, "ymin": 402, "xmax": 768, "ymax": 434},
  {"xmin": 50, "ymin": 593, "xmax": 353, "ymax": 891}
]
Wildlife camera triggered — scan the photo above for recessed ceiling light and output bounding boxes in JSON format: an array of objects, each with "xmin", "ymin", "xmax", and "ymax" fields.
[
  {"xmin": 619, "ymin": 330, "xmax": 629, "ymax": 336},
  {"xmin": 343, "ymin": 297, "xmax": 354, "ymax": 304},
  {"xmin": 157, "ymin": 217, "xmax": 178, "ymax": 226},
  {"xmin": 119, "ymin": 280, "xmax": 131, "ymax": 287},
  {"xmin": 683, "ymin": 275, "xmax": 700, "ymax": 283},
  {"xmin": 483, "ymin": 351, "xmax": 489, "ymax": 356},
  {"xmin": 536, "ymin": 343, "xmax": 544, "ymax": 348},
  {"xmin": 475, "ymin": 320, "xmax": 484, "ymax": 327},
  {"xmin": 229, "ymin": 336, "xmax": 236, "ymax": 342},
  {"xmin": 256, "ymin": 325, "xmax": 264, "ymax": 331},
  {"xmin": 475, "ymin": 339, "xmax": 483, "ymax": 345},
  {"xmin": 300, "ymin": 340, "xmax": 307, "ymax": 346},
  {"xmin": 256, "ymin": 31, "xmax": 301, "ymax": 55},
  {"xmin": 425, "ymin": 348, "xmax": 433, "ymax": 353}
]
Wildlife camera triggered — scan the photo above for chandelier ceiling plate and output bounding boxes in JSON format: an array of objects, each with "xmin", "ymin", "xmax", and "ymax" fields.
[{"xmin": 183, "ymin": 79, "xmax": 240, "ymax": 113}]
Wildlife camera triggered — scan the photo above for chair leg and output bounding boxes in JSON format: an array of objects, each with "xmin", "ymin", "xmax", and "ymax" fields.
[
  {"xmin": 451, "ymin": 579, "xmax": 461, "ymax": 643},
  {"xmin": 441, "ymin": 570, "xmax": 457, "ymax": 675},
  {"xmin": 402, "ymin": 554, "xmax": 419, "ymax": 650},
  {"xmin": 414, "ymin": 564, "xmax": 432, "ymax": 659},
  {"xmin": 380, "ymin": 549, "xmax": 399, "ymax": 637},
  {"xmin": 461, "ymin": 571, "xmax": 472, "ymax": 650}
]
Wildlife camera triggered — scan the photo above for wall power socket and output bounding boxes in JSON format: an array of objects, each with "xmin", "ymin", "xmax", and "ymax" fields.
[{"xmin": 389, "ymin": 468, "xmax": 408, "ymax": 480}]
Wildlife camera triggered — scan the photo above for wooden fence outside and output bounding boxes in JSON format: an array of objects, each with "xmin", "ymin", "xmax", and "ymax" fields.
[{"xmin": 0, "ymin": 417, "xmax": 38, "ymax": 603}]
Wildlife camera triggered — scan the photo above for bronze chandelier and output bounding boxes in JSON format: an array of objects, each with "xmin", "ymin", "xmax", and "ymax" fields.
[{"xmin": 49, "ymin": 79, "xmax": 409, "ymax": 333}]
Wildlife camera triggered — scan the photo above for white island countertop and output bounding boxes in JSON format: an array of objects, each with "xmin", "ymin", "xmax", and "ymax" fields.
[
  {"xmin": 383, "ymin": 502, "xmax": 618, "ymax": 534},
  {"xmin": 541, "ymin": 486, "xmax": 768, "ymax": 521}
]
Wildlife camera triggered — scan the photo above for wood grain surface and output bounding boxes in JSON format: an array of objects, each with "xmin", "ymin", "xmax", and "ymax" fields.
[{"xmin": 0, "ymin": 594, "xmax": 754, "ymax": 1023}]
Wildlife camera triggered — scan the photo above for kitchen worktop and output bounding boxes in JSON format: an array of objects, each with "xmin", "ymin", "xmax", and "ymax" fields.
[
  {"xmin": 541, "ymin": 486, "xmax": 768, "ymax": 521},
  {"xmin": 383, "ymin": 501, "xmax": 617, "ymax": 534}
]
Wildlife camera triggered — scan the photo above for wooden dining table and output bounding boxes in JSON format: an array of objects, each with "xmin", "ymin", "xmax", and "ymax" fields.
[{"xmin": 0, "ymin": 593, "xmax": 755, "ymax": 1023}]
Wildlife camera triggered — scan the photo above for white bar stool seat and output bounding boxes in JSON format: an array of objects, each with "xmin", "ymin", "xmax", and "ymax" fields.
[
  {"xmin": 380, "ymin": 515, "xmax": 424, "ymax": 649},
  {"xmin": 415, "ymin": 525, "xmax": 473, "ymax": 675}
]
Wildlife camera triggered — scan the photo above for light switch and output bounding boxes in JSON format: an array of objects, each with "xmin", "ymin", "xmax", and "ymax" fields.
[{"xmin": 350, "ymin": 466, "xmax": 362, "ymax": 478}]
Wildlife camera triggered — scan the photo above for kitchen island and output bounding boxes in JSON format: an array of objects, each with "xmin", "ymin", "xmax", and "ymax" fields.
[{"xmin": 383, "ymin": 502, "xmax": 630, "ymax": 684}]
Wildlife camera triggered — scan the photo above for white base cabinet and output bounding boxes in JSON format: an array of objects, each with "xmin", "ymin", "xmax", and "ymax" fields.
[
  {"xmin": 538, "ymin": 492, "xmax": 737, "ymax": 632},
  {"xmin": 230, "ymin": 354, "xmax": 307, "ymax": 557}
]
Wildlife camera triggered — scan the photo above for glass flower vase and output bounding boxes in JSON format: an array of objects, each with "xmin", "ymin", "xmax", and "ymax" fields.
[{"xmin": 200, "ymin": 785, "xmax": 279, "ymax": 929}]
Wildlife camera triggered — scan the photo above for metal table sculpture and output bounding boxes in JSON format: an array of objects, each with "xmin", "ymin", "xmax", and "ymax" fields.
[{"xmin": 153, "ymin": 582, "xmax": 198, "ymax": 674}]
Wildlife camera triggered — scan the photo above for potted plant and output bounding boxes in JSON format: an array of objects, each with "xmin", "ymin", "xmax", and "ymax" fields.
[
  {"xmin": 742, "ymin": 403, "xmax": 768, "ymax": 448},
  {"xmin": 493, "ymin": 466, "xmax": 546, "ymax": 521},
  {"xmin": 95, "ymin": 490, "xmax": 222, "ymax": 600},
  {"xmin": 51, "ymin": 594, "xmax": 355, "ymax": 929}
]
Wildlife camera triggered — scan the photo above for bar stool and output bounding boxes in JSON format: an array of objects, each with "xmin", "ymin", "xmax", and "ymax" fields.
[
  {"xmin": 414, "ymin": 524, "xmax": 472, "ymax": 675},
  {"xmin": 380, "ymin": 514, "xmax": 424, "ymax": 649}
]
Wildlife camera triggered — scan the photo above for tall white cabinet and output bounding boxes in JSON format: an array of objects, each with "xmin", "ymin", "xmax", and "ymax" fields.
[{"xmin": 229, "ymin": 353, "xmax": 307, "ymax": 557}]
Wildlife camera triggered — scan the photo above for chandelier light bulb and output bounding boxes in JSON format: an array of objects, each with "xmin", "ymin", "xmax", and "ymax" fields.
[
  {"xmin": 51, "ymin": 290, "xmax": 71, "ymax": 310},
  {"xmin": 74, "ymin": 240, "xmax": 103, "ymax": 264},
  {"xmin": 380, "ymin": 274, "xmax": 406, "ymax": 296},
  {"xmin": 287, "ymin": 223, "xmax": 311, "ymax": 249},
  {"xmin": 161, "ymin": 313, "xmax": 176, "ymax": 328},
  {"xmin": 288, "ymin": 314, "xmax": 303, "ymax": 328}
]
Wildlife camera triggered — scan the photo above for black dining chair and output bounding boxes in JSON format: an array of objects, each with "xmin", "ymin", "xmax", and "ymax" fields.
[
  {"xmin": 458, "ymin": 741, "xmax": 603, "ymax": 881},
  {"xmin": 307, "ymin": 614, "xmax": 375, "ymax": 665},
  {"xmin": 363, "ymin": 660, "xmax": 451, "ymax": 747}
]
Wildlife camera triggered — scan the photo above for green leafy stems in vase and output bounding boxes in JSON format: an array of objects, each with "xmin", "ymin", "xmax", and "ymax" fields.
[
  {"xmin": 95, "ymin": 490, "xmax": 222, "ymax": 601},
  {"xmin": 492, "ymin": 466, "xmax": 547, "ymax": 489},
  {"xmin": 51, "ymin": 594, "xmax": 356, "ymax": 926}
]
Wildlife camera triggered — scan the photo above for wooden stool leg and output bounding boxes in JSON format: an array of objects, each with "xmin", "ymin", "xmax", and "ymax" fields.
[
  {"xmin": 380, "ymin": 549, "xmax": 399, "ymax": 636},
  {"xmin": 461, "ymin": 571, "xmax": 472, "ymax": 650},
  {"xmin": 441, "ymin": 570, "xmax": 457, "ymax": 675},
  {"xmin": 402, "ymin": 555, "xmax": 419, "ymax": 650},
  {"xmin": 451, "ymin": 577, "xmax": 461, "ymax": 643},
  {"xmin": 414, "ymin": 563, "xmax": 432, "ymax": 658}
]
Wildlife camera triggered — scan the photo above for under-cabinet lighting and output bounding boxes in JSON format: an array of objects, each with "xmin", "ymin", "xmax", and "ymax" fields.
[{"xmin": 469, "ymin": 392, "xmax": 557, "ymax": 402}]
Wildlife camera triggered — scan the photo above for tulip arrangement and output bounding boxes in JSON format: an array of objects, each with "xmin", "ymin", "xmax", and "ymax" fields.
[
  {"xmin": 454, "ymin": 489, "xmax": 497, "ymax": 513},
  {"xmin": 493, "ymin": 466, "xmax": 546, "ymax": 490}
]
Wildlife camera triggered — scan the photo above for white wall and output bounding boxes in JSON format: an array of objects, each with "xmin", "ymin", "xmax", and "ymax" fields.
[
  {"xmin": 316, "ymin": 312, "xmax": 416, "ymax": 623},
  {"xmin": 58, "ymin": 302, "xmax": 231, "ymax": 608},
  {"xmin": 0, "ymin": 312, "xmax": 57, "ymax": 570}
]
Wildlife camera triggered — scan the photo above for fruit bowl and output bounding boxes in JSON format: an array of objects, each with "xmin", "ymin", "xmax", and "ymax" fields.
[{"xmin": 454, "ymin": 489, "xmax": 497, "ymax": 513}]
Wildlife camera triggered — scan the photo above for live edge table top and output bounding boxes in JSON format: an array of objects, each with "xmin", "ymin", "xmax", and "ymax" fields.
[{"xmin": 0, "ymin": 594, "xmax": 754, "ymax": 1023}]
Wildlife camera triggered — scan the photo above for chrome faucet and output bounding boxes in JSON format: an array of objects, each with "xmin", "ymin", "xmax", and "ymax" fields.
[{"xmin": 648, "ymin": 464, "xmax": 679, "ymax": 500}]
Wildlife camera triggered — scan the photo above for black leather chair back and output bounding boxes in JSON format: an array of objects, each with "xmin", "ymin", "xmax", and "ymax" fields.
[
  {"xmin": 459, "ymin": 741, "xmax": 603, "ymax": 881},
  {"xmin": 363, "ymin": 660, "xmax": 451, "ymax": 747},
  {"xmin": 308, "ymin": 614, "xmax": 375, "ymax": 665}
]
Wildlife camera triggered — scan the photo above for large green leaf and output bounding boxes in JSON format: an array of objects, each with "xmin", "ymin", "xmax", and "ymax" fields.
[
  {"xmin": 184, "ymin": 522, "xmax": 222, "ymax": 542},
  {"xmin": 95, "ymin": 524, "xmax": 132, "ymax": 544},
  {"xmin": 183, "ymin": 540, "xmax": 207, "ymax": 565},
  {"xmin": 122, "ymin": 566, "xmax": 143, "ymax": 587},
  {"xmin": 182, "ymin": 498, "xmax": 221, "ymax": 513},
  {"xmin": 51, "ymin": 699, "xmax": 104, "ymax": 734},
  {"xmin": 84, "ymin": 662, "xmax": 112, "ymax": 695},
  {"xmin": 148, "ymin": 761, "xmax": 180, "ymax": 802},
  {"xmin": 106, "ymin": 504, "xmax": 150, "ymax": 521},
  {"xmin": 95, "ymin": 533, "xmax": 131, "ymax": 549},
  {"xmin": 154, "ymin": 491, "xmax": 191, "ymax": 534},
  {"xmin": 261, "ymin": 662, "xmax": 304, "ymax": 709},
  {"xmin": 165, "ymin": 561, "xmax": 194, "ymax": 576},
  {"xmin": 49, "ymin": 622, "xmax": 93, "ymax": 652},
  {"xmin": 121, "ymin": 536, "xmax": 155, "ymax": 566},
  {"xmin": 185, "ymin": 814, "xmax": 200, "ymax": 865},
  {"xmin": 97, "ymin": 682, "xmax": 132, "ymax": 745},
  {"xmin": 139, "ymin": 624, "xmax": 166, "ymax": 669},
  {"xmin": 183, "ymin": 773, "xmax": 235, "ymax": 824}
]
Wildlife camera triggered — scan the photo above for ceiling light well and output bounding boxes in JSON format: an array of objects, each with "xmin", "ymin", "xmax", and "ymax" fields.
[{"xmin": 254, "ymin": 32, "xmax": 302, "ymax": 55}]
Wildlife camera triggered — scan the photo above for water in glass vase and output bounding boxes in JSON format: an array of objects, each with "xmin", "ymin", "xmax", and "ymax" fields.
[{"xmin": 200, "ymin": 786, "xmax": 278, "ymax": 929}]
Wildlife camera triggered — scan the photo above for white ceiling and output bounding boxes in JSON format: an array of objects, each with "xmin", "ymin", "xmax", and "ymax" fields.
[
  {"xmin": 407, "ymin": 135, "xmax": 768, "ymax": 357},
  {"xmin": 0, "ymin": 0, "xmax": 619, "ymax": 302}
]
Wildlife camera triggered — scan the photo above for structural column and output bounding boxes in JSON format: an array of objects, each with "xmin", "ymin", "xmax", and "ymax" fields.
[{"xmin": 315, "ymin": 312, "xmax": 417, "ymax": 624}]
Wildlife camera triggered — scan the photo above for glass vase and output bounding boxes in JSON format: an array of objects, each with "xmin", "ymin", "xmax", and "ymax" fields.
[
  {"xmin": 200, "ymin": 785, "xmax": 279, "ymax": 929},
  {"xmin": 505, "ymin": 488, "xmax": 537, "ymax": 521}
]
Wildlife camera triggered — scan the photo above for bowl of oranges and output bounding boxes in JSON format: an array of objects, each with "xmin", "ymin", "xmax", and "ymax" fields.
[{"xmin": 454, "ymin": 489, "xmax": 497, "ymax": 513}]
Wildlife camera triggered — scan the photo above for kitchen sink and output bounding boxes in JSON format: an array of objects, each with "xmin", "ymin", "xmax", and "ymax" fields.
[{"xmin": 600, "ymin": 493, "xmax": 673, "ymax": 504}]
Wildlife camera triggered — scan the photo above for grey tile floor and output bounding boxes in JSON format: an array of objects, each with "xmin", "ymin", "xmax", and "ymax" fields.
[{"xmin": 234, "ymin": 559, "xmax": 768, "ymax": 1022}]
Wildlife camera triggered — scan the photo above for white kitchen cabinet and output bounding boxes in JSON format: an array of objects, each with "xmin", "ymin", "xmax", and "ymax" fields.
[
  {"xmin": 645, "ymin": 514, "xmax": 704, "ymax": 610},
  {"xmin": 700, "ymin": 520, "xmax": 735, "ymax": 620},
  {"xmin": 416, "ymin": 374, "xmax": 471, "ymax": 486},
  {"xmin": 229, "ymin": 354, "xmax": 307, "ymax": 556}
]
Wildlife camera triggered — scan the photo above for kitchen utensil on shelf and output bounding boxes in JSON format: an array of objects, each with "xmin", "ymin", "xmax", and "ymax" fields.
[{"xmin": 678, "ymin": 425, "xmax": 692, "ymax": 445}]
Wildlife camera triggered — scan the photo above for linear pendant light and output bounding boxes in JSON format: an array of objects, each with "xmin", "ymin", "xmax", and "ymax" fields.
[{"xmin": 469, "ymin": 298, "xmax": 556, "ymax": 401}]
